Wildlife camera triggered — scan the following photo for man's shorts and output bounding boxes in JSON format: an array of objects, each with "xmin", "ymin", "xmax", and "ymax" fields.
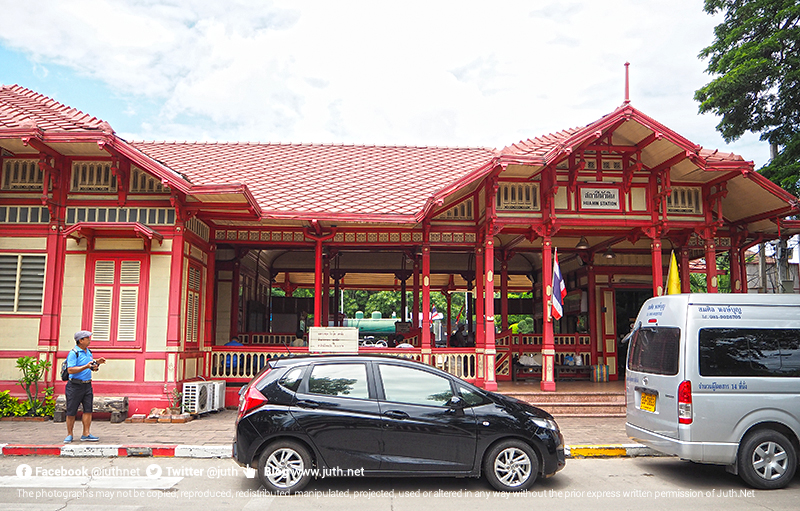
[{"xmin": 65, "ymin": 380, "xmax": 94, "ymax": 416}]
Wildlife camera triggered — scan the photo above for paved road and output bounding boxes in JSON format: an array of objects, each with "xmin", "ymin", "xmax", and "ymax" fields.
[{"xmin": 0, "ymin": 457, "xmax": 796, "ymax": 510}]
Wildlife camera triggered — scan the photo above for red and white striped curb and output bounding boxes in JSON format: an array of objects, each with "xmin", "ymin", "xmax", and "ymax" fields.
[
  {"xmin": 2, "ymin": 443, "xmax": 662, "ymax": 458},
  {"xmin": 0, "ymin": 444, "xmax": 232, "ymax": 458}
]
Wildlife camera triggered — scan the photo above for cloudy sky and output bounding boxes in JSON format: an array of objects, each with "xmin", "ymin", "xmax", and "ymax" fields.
[{"xmin": 0, "ymin": 0, "xmax": 771, "ymax": 167}]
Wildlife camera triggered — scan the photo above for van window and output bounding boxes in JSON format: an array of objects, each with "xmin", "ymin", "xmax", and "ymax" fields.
[
  {"xmin": 627, "ymin": 327, "xmax": 680, "ymax": 375},
  {"xmin": 699, "ymin": 328, "xmax": 800, "ymax": 377}
]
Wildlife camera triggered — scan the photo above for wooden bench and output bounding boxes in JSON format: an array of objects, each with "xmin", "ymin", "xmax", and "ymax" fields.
[
  {"xmin": 53, "ymin": 395, "xmax": 129, "ymax": 423},
  {"xmin": 554, "ymin": 364, "xmax": 591, "ymax": 380}
]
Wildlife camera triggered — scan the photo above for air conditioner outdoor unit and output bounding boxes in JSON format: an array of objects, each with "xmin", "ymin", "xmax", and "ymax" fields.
[
  {"xmin": 182, "ymin": 381, "xmax": 212, "ymax": 414},
  {"xmin": 209, "ymin": 380, "xmax": 227, "ymax": 411}
]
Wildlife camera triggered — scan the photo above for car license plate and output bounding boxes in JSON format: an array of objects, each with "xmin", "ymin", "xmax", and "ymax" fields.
[{"xmin": 640, "ymin": 390, "xmax": 657, "ymax": 413}]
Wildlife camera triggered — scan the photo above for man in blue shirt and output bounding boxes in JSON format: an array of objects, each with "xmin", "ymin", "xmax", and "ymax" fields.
[{"xmin": 64, "ymin": 331, "xmax": 106, "ymax": 443}]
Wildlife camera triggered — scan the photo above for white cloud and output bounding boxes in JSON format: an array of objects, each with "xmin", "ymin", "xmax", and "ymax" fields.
[{"xmin": 0, "ymin": 0, "xmax": 771, "ymax": 165}]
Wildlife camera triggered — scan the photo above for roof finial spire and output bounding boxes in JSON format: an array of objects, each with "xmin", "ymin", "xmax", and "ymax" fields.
[{"xmin": 624, "ymin": 62, "xmax": 631, "ymax": 104}]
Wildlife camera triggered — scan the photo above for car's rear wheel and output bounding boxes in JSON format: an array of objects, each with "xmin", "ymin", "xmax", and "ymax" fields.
[
  {"xmin": 738, "ymin": 429, "xmax": 797, "ymax": 490},
  {"xmin": 257, "ymin": 440, "xmax": 313, "ymax": 493},
  {"xmin": 483, "ymin": 439, "xmax": 539, "ymax": 491}
]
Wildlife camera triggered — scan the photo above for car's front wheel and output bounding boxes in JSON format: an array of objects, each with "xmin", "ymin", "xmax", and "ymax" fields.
[
  {"xmin": 257, "ymin": 440, "xmax": 313, "ymax": 493},
  {"xmin": 483, "ymin": 440, "xmax": 539, "ymax": 491},
  {"xmin": 738, "ymin": 429, "xmax": 797, "ymax": 490}
]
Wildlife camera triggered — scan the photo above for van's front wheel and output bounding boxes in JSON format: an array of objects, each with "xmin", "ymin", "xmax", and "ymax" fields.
[{"xmin": 738, "ymin": 429, "xmax": 797, "ymax": 490}]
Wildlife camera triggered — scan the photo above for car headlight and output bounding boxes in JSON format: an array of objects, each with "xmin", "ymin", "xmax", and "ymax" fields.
[{"xmin": 530, "ymin": 417, "xmax": 559, "ymax": 431}]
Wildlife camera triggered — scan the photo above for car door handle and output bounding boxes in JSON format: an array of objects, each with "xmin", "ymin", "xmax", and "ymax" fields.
[
  {"xmin": 296, "ymin": 400, "xmax": 320, "ymax": 409},
  {"xmin": 383, "ymin": 410, "xmax": 409, "ymax": 420}
]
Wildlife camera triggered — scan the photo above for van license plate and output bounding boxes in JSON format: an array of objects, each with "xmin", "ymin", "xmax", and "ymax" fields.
[{"xmin": 640, "ymin": 391, "xmax": 657, "ymax": 413}]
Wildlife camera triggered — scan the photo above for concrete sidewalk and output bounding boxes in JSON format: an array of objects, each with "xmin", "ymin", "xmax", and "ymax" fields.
[{"xmin": 0, "ymin": 409, "xmax": 658, "ymax": 458}]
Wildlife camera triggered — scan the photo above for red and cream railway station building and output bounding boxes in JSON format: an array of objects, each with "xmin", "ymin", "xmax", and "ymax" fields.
[{"xmin": 1, "ymin": 84, "xmax": 798, "ymax": 413}]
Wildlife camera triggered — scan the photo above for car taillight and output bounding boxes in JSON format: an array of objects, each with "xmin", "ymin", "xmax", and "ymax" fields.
[
  {"xmin": 237, "ymin": 385, "xmax": 268, "ymax": 421},
  {"xmin": 678, "ymin": 380, "xmax": 692, "ymax": 424}
]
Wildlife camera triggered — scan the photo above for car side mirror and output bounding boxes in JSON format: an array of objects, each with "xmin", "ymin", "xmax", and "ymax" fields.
[{"xmin": 447, "ymin": 396, "xmax": 464, "ymax": 408}]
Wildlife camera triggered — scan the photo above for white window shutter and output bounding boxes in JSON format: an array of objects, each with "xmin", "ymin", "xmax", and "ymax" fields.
[
  {"xmin": 119, "ymin": 260, "xmax": 141, "ymax": 284},
  {"xmin": 117, "ymin": 288, "xmax": 138, "ymax": 341},
  {"xmin": 92, "ymin": 287, "xmax": 113, "ymax": 341},
  {"xmin": 94, "ymin": 260, "xmax": 115, "ymax": 284}
]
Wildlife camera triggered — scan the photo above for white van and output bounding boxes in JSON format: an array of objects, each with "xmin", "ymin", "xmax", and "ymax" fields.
[{"xmin": 625, "ymin": 294, "xmax": 800, "ymax": 489}]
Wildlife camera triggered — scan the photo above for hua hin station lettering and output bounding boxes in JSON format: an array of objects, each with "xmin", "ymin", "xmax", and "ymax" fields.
[{"xmin": 580, "ymin": 188, "xmax": 620, "ymax": 210}]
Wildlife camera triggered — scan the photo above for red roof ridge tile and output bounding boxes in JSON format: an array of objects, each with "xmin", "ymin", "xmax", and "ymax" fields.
[{"xmin": 131, "ymin": 139, "xmax": 495, "ymax": 152}]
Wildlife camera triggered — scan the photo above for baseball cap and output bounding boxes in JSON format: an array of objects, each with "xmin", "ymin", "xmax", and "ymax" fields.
[{"xmin": 74, "ymin": 330, "xmax": 93, "ymax": 341}]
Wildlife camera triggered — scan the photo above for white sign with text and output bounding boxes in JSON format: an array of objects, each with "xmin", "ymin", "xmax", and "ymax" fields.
[
  {"xmin": 580, "ymin": 188, "xmax": 619, "ymax": 209},
  {"xmin": 308, "ymin": 327, "xmax": 359, "ymax": 353}
]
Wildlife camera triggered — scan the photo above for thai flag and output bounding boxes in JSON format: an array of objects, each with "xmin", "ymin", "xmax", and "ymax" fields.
[{"xmin": 551, "ymin": 248, "xmax": 566, "ymax": 320}]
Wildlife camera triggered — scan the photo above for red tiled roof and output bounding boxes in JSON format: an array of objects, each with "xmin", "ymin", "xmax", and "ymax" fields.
[
  {"xmin": 1, "ymin": 85, "xmax": 759, "ymax": 220},
  {"xmin": 131, "ymin": 141, "xmax": 496, "ymax": 218},
  {"xmin": 498, "ymin": 104, "xmax": 747, "ymax": 165},
  {"xmin": 0, "ymin": 84, "xmax": 111, "ymax": 132},
  {"xmin": 498, "ymin": 127, "xmax": 583, "ymax": 159},
  {"xmin": 698, "ymin": 148, "xmax": 746, "ymax": 163}
]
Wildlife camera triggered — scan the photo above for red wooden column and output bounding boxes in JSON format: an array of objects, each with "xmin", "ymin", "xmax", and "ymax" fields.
[
  {"xmin": 729, "ymin": 231, "xmax": 746, "ymax": 293},
  {"xmin": 40, "ymin": 223, "xmax": 65, "ymax": 346},
  {"xmin": 541, "ymin": 236, "xmax": 556, "ymax": 392},
  {"xmin": 332, "ymin": 271, "xmax": 343, "ymax": 326},
  {"xmin": 651, "ymin": 238, "xmax": 663, "ymax": 296},
  {"xmin": 313, "ymin": 238, "xmax": 323, "ymax": 326},
  {"xmin": 680, "ymin": 247, "xmax": 691, "ymax": 293},
  {"xmin": 730, "ymin": 247, "xmax": 743, "ymax": 293},
  {"xmin": 588, "ymin": 261, "xmax": 598, "ymax": 365},
  {"xmin": 421, "ymin": 243, "xmax": 432, "ymax": 349},
  {"xmin": 739, "ymin": 246, "xmax": 750, "ymax": 293},
  {"xmin": 322, "ymin": 254, "xmax": 330, "ymax": 326},
  {"xmin": 413, "ymin": 257, "xmax": 420, "ymax": 334},
  {"xmin": 232, "ymin": 260, "xmax": 242, "ymax": 338},
  {"xmin": 475, "ymin": 245, "xmax": 485, "ymax": 348},
  {"xmin": 305, "ymin": 227, "xmax": 337, "ymax": 327},
  {"xmin": 167, "ymin": 222, "xmax": 185, "ymax": 347},
  {"xmin": 483, "ymin": 231, "xmax": 498, "ymax": 391},
  {"xmin": 445, "ymin": 290, "xmax": 452, "ymax": 340},
  {"xmin": 40, "ymin": 219, "xmax": 67, "ymax": 385},
  {"xmin": 705, "ymin": 237, "xmax": 718, "ymax": 293},
  {"xmin": 203, "ymin": 245, "xmax": 216, "ymax": 349},
  {"xmin": 500, "ymin": 257, "xmax": 509, "ymax": 331}
]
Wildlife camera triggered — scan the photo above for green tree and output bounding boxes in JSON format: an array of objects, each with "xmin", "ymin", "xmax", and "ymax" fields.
[
  {"xmin": 695, "ymin": 0, "xmax": 800, "ymax": 194},
  {"xmin": 365, "ymin": 291, "xmax": 404, "ymax": 318}
]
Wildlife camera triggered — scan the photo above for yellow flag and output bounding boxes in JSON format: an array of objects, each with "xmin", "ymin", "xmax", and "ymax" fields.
[{"xmin": 666, "ymin": 250, "xmax": 681, "ymax": 295}]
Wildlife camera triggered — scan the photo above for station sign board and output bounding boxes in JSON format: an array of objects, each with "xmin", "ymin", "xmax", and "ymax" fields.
[{"xmin": 308, "ymin": 327, "xmax": 359, "ymax": 353}]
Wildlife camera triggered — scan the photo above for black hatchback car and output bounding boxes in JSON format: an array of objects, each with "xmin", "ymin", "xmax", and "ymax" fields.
[{"xmin": 233, "ymin": 355, "xmax": 565, "ymax": 493}]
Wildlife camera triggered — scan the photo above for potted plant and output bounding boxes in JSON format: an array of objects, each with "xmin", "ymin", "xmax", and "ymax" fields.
[{"xmin": 169, "ymin": 387, "xmax": 183, "ymax": 415}]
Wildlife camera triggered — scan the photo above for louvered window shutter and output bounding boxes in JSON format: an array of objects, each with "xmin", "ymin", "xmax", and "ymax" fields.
[
  {"xmin": 186, "ymin": 266, "xmax": 201, "ymax": 343},
  {"xmin": 17, "ymin": 256, "xmax": 45, "ymax": 312},
  {"xmin": 0, "ymin": 255, "xmax": 46, "ymax": 312},
  {"xmin": 90, "ymin": 259, "xmax": 141, "ymax": 344},
  {"xmin": 0, "ymin": 255, "xmax": 17, "ymax": 311},
  {"xmin": 117, "ymin": 288, "xmax": 138, "ymax": 341},
  {"xmin": 117, "ymin": 261, "xmax": 140, "ymax": 342},
  {"xmin": 92, "ymin": 287, "xmax": 113, "ymax": 341}
]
